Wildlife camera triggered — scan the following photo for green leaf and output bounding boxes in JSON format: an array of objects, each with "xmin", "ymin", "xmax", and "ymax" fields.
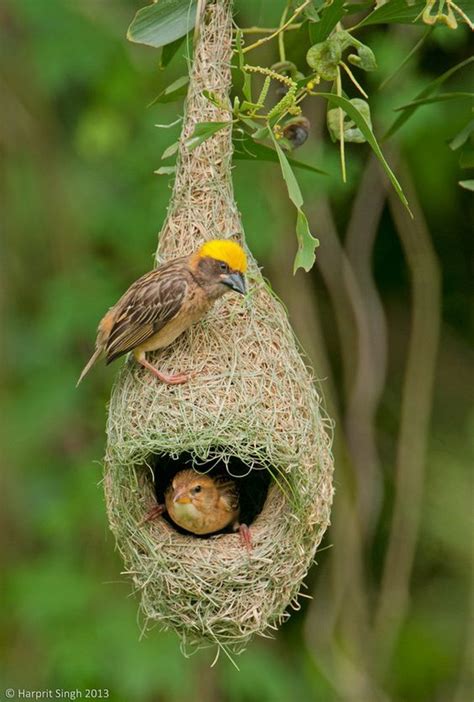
[
  {"xmin": 356, "ymin": 0, "xmax": 474, "ymax": 26},
  {"xmin": 347, "ymin": 43, "xmax": 377, "ymax": 72},
  {"xmin": 304, "ymin": 1, "xmax": 324, "ymax": 22},
  {"xmin": 353, "ymin": 0, "xmax": 474, "ymax": 26},
  {"xmin": 459, "ymin": 179, "xmax": 474, "ymax": 191},
  {"xmin": 385, "ymin": 56, "xmax": 474, "ymax": 139},
  {"xmin": 315, "ymin": 92, "xmax": 412, "ymax": 215},
  {"xmin": 345, "ymin": 1, "xmax": 375, "ymax": 14},
  {"xmin": 161, "ymin": 141, "xmax": 179, "ymax": 159},
  {"xmin": 327, "ymin": 98, "xmax": 372, "ymax": 143},
  {"xmin": 355, "ymin": 0, "xmax": 425, "ymax": 26},
  {"xmin": 394, "ymin": 92, "xmax": 474, "ymax": 110},
  {"xmin": 294, "ymin": 209, "xmax": 319, "ymax": 274},
  {"xmin": 307, "ymin": 36, "xmax": 342, "ymax": 81},
  {"xmin": 160, "ymin": 34, "xmax": 187, "ymax": 67},
  {"xmin": 308, "ymin": 0, "xmax": 346, "ymax": 43},
  {"xmin": 232, "ymin": 131, "xmax": 327, "ymax": 175},
  {"xmin": 185, "ymin": 121, "xmax": 230, "ymax": 151},
  {"xmin": 154, "ymin": 165, "xmax": 176, "ymax": 175},
  {"xmin": 449, "ymin": 119, "xmax": 474, "ymax": 151},
  {"xmin": 150, "ymin": 75, "xmax": 189, "ymax": 105},
  {"xmin": 127, "ymin": 0, "xmax": 198, "ymax": 49},
  {"xmin": 270, "ymin": 131, "xmax": 303, "ymax": 209},
  {"xmin": 269, "ymin": 129, "xmax": 319, "ymax": 273},
  {"xmin": 459, "ymin": 147, "xmax": 474, "ymax": 168},
  {"xmin": 202, "ymin": 90, "xmax": 226, "ymax": 109},
  {"xmin": 236, "ymin": 30, "xmax": 252, "ymax": 102}
]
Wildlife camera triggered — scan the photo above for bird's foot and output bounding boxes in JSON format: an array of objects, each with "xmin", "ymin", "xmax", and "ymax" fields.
[
  {"xmin": 139, "ymin": 357, "xmax": 195, "ymax": 385},
  {"xmin": 155, "ymin": 369, "xmax": 196, "ymax": 385},
  {"xmin": 237, "ymin": 523, "xmax": 252, "ymax": 551},
  {"xmin": 139, "ymin": 503, "xmax": 165, "ymax": 526}
]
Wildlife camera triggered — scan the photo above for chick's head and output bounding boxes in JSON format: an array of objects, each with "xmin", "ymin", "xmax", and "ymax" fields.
[
  {"xmin": 166, "ymin": 470, "xmax": 220, "ymax": 512},
  {"xmin": 191, "ymin": 239, "xmax": 247, "ymax": 299}
]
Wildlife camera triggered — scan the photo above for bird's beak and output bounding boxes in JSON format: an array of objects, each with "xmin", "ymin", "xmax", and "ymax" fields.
[
  {"xmin": 222, "ymin": 271, "xmax": 246, "ymax": 295},
  {"xmin": 173, "ymin": 490, "xmax": 191, "ymax": 505}
]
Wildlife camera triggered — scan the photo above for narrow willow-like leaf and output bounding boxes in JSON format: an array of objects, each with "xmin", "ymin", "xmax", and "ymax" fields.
[
  {"xmin": 127, "ymin": 0, "xmax": 198, "ymax": 49},
  {"xmin": 355, "ymin": 0, "xmax": 474, "ymax": 27},
  {"xmin": 459, "ymin": 179, "xmax": 474, "ymax": 191},
  {"xmin": 185, "ymin": 121, "xmax": 230, "ymax": 151},
  {"xmin": 269, "ymin": 129, "xmax": 319, "ymax": 273},
  {"xmin": 161, "ymin": 141, "xmax": 179, "ymax": 159},
  {"xmin": 150, "ymin": 75, "xmax": 189, "ymax": 106},
  {"xmin": 309, "ymin": 0, "xmax": 346, "ymax": 43},
  {"xmin": 385, "ymin": 56, "xmax": 474, "ymax": 139},
  {"xmin": 160, "ymin": 34, "xmax": 187, "ymax": 67},
  {"xmin": 459, "ymin": 148, "xmax": 474, "ymax": 168},
  {"xmin": 394, "ymin": 92, "xmax": 474, "ymax": 110},
  {"xmin": 449, "ymin": 120, "xmax": 474, "ymax": 151},
  {"xmin": 315, "ymin": 92, "xmax": 412, "ymax": 215},
  {"xmin": 294, "ymin": 209, "xmax": 319, "ymax": 273},
  {"xmin": 235, "ymin": 29, "xmax": 252, "ymax": 102},
  {"xmin": 270, "ymin": 130, "xmax": 303, "ymax": 209},
  {"xmin": 154, "ymin": 166, "xmax": 177, "ymax": 175}
]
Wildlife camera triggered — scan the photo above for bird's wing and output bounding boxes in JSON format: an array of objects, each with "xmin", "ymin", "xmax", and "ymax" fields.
[
  {"xmin": 216, "ymin": 478, "xmax": 239, "ymax": 513},
  {"xmin": 105, "ymin": 261, "xmax": 189, "ymax": 363}
]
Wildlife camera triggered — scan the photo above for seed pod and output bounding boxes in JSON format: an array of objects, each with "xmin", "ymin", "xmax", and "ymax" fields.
[{"xmin": 282, "ymin": 116, "xmax": 311, "ymax": 149}]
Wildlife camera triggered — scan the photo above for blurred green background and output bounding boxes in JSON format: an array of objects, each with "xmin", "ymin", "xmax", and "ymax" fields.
[{"xmin": 1, "ymin": 1, "xmax": 472, "ymax": 701}]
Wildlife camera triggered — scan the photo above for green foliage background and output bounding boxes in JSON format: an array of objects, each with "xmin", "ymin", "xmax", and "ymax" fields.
[{"xmin": 1, "ymin": 1, "xmax": 472, "ymax": 701}]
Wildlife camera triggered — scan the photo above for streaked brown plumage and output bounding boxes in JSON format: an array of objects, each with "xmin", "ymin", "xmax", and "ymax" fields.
[
  {"xmin": 142, "ymin": 469, "xmax": 252, "ymax": 550},
  {"xmin": 77, "ymin": 239, "xmax": 247, "ymax": 386}
]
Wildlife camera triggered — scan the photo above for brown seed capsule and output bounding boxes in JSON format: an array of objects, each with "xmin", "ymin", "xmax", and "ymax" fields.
[{"xmin": 282, "ymin": 116, "xmax": 311, "ymax": 149}]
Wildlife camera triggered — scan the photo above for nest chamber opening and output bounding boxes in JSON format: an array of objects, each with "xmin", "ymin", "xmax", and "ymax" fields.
[{"xmin": 149, "ymin": 451, "xmax": 271, "ymax": 538}]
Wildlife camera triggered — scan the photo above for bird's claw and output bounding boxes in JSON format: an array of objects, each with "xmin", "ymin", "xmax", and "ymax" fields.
[
  {"xmin": 238, "ymin": 523, "xmax": 252, "ymax": 551},
  {"xmin": 139, "ymin": 503, "xmax": 165, "ymax": 526},
  {"xmin": 163, "ymin": 370, "xmax": 196, "ymax": 385}
]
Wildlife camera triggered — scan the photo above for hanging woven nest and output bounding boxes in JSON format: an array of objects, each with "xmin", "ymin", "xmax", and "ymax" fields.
[{"xmin": 104, "ymin": 0, "xmax": 334, "ymax": 653}]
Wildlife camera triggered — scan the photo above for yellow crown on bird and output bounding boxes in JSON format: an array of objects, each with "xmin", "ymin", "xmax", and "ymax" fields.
[{"xmin": 198, "ymin": 239, "xmax": 247, "ymax": 273}]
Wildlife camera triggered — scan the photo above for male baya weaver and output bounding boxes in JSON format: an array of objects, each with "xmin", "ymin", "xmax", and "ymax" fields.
[{"xmin": 77, "ymin": 239, "xmax": 247, "ymax": 385}]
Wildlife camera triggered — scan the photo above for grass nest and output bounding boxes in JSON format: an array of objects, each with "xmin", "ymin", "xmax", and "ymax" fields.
[{"xmin": 104, "ymin": 0, "xmax": 334, "ymax": 655}]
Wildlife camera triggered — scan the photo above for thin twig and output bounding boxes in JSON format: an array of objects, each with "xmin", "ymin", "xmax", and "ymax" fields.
[
  {"xmin": 238, "ymin": 23, "xmax": 302, "ymax": 34},
  {"xmin": 242, "ymin": 0, "xmax": 311, "ymax": 54},
  {"xmin": 278, "ymin": 4, "xmax": 289, "ymax": 63},
  {"xmin": 336, "ymin": 68, "xmax": 347, "ymax": 182}
]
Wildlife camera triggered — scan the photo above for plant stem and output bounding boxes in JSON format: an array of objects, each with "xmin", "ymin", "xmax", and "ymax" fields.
[
  {"xmin": 340, "ymin": 61, "xmax": 368, "ymax": 99},
  {"xmin": 242, "ymin": 0, "xmax": 311, "ymax": 54},
  {"xmin": 336, "ymin": 69, "xmax": 347, "ymax": 183},
  {"xmin": 278, "ymin": 4, "xmax": 289, "ymax": 62},
  {"xmin": 238, "ymin": 24, "xmax": 302, "ymax": 35},
  {"xmin": 378, "ymin": 28, "xmax": 432, "ymax": 91}
]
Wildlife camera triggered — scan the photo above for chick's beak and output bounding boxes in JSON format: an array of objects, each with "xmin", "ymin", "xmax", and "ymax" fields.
[
  {"xmin": 222, "ymin": 271, "xmax": 246, "ymax": 295},
  {"xmin": 173, "ymin": 489, "xmax": 191, "ymax": 504}
]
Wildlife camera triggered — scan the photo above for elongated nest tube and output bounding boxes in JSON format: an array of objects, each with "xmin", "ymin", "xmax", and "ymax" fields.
[{"xmin": 104, "ymin": 0, "xmax": 334, "ymax": 653}]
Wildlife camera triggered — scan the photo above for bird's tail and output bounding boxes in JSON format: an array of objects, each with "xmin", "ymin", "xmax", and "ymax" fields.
[{"xmin": 76, "ymin": 347, "xmax": 102, "ymax": 387}]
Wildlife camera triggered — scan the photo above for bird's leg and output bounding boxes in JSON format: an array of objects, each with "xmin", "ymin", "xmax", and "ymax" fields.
[
  {"xmin": 134, "ymin": 351, "xmax": 194, "ymax": 385},
  {"xmin": 234, "ymin": 522, "xmax": 252, "ymax": 551},
  {"xmin": 139, "ymin": 503, "xmax": 166, "ymax": 526}
]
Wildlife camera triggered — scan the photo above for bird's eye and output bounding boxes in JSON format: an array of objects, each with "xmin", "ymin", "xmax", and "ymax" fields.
[
  {"xmin": 219, "ymin": 261, "xmax": 228, "ymax": 273},
  {"xmin": 193, "ymin": 485, "xmax": 202, "ymax": 494}
]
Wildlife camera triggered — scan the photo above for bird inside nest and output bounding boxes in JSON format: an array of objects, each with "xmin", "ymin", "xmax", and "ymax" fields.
[
  {"xmin": 141, "ymin": 469, "xmax": 252, "ymax": 550},
  {"xmin": 77, "ymin": 238, "xmax": 247, "ymax": 386}
]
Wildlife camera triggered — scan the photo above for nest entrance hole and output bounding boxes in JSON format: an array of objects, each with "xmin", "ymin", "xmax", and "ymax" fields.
[{"xmin": 147, "ymin": 451, "xmax": 272, "ymax": 538}]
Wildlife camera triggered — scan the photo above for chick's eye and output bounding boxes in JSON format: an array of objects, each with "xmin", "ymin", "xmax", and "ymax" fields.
[
  {"xmin": 219, "ymin": 261, "xmax": 228, "ymax": 273},
  {"xmin": 193, "ymin": 485, "xmax": 202, "ymax": 494}
]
